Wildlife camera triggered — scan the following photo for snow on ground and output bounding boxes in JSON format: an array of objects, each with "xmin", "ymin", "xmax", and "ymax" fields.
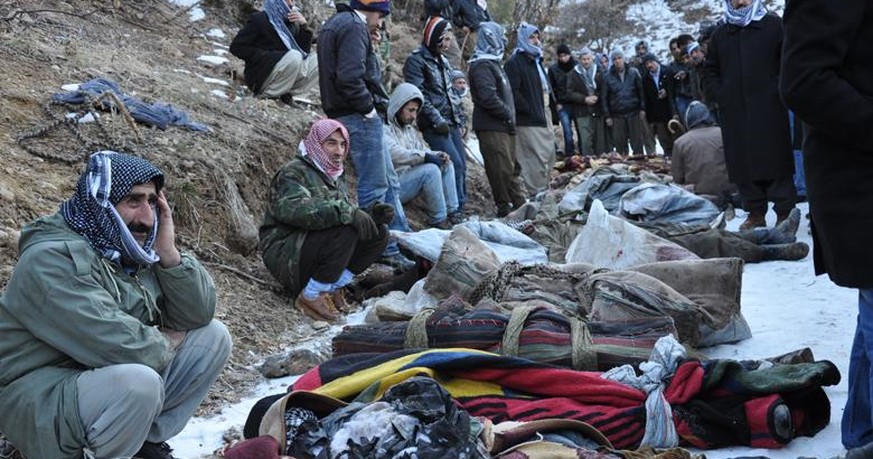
[{"xmin": 173, "ymin": 202, "xmax": 854, "ymax": 458}]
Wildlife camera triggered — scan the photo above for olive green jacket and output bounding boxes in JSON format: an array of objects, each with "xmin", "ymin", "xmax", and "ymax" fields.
[
  {"xmin": 259, "ymin": 155, "xmax": 357, "ymax": 295},
  {"xmin": 0, "ymin": 212, "xmax": 217, "ymax": 459}
]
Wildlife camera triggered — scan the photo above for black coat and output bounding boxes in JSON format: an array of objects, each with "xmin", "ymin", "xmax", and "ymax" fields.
[
  {"xmin": 703, "ymin": 13, "xmax": 793, "ymax": 184},
  {"xmin": 548, "ymin": 60, "xmax": 576, "ymax": 106},
  {"xmin": 316, "ymin": 4, "xmax": 377, "ymax": 118},
  {"xmin": 601, "ymin": 66, "xmax": 644, "ymax": 117},
  {"xmin": 451, "ymin": 0, "xmax": 490, "ymax": 31},
  {"xmin": 469, "ymin": 58, "xmax": 515, "ymax": 134},
  {"xmin": 403, "ymin": 46, "xmax": 464, "ymax": 131},
  {"xmin": 641, "ymin": 64, "xmax": 677, "ymax": 123},
  {"xmin": 230, "ymin": 11, "xmax": 313, "ymax": 94},
  {"xmin": 780, "ymin": 0, "xmax": 873, "ymax": 287},
  {"xmin": 504, "ymin": 52, "xmax": 550, "ymax": 127},
  {"xmin": 566, "ymin": 65, "xmax": 604, "ymax": 118}
]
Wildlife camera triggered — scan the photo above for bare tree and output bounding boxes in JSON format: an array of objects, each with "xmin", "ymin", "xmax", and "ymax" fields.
[{"xmin": 555, "ymin": 0, "xmax": 634, "ymax": 52}]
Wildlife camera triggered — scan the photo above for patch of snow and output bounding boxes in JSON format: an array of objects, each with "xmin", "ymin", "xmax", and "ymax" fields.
[
  {"xmin": 210, "ymin": 89, "xmax": 228, "ymax": 99},
  {"xmin": 197, "ymin": 55, "xmax": 228, "ymax": 65},
  {"xmin": 202, "ymin": 77, "xmax": 229, "ymax": 86},
  {"xmin": 189, "ymin": 7, "xmax": 205, "ymax": 22},
  {"xmin": 212, "ymin": 48, "xmax": 228, "ymax": 56},
  {"xmin": 61, "ymin": 83, "xmax": 81, "ymax": 91},
  {"xmin": 206, "ymin": 28, "xmax": 225, "ymax": 38}
]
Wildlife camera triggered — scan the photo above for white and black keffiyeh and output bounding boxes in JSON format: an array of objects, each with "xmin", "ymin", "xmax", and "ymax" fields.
[
  {"xmin": 265, "ymin": 0, "xmax": 308, "ymax": 58},
  {"xmin": 61, "ymin": 151, "xmax": 164, "ymax": 268},
  {"xmin": 723, "ymin": 0, "xmax": 767, "ymax": 27}
]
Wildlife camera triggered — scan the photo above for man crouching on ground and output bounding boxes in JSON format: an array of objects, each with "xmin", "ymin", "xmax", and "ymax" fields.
[
  {"xmin": 260, "ymin": 119, "xmax": 391, "ymax": 322},
  {"xmin": 0, "ymin": 151, "xmax": 233, "ymax": 459}
]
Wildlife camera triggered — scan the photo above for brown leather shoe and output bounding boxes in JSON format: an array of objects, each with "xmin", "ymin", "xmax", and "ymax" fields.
[
  {"xmin": 739, "ymin": 212, "xmax": 766, "ymax": 230},
  {"xmin": 295, "ymin": 293, "xmax": 340, "ymax": 322},
  {"xmin": 328, "ymin": 289, "xmax": 350, "ymax": 314}
]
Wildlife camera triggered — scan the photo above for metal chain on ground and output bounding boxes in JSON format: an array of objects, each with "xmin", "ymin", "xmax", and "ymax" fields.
[{"xmin": 16, "ymin": 91, "xmax": 140, "ymax": 164}]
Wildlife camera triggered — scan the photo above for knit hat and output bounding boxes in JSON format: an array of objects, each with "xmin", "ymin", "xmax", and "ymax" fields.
[
  {"xmin": 641, "ymin": 52, "xmax": 658, "ymax": 64},
  {"xmin": 609, "ymin": 49, "xmax": 624, "ymax": 60},
  {"xmin": 350, "ymin": 0, "xmax": 390, "ymax": 16},
  {"xmin": 451, "ymin": 69, "xmax": 466, "ymax": 82},
  {"xmin": 685, "ymin": 101, "xmax": 713, "ymax": 129},
  {"xmin": 578, "ymin": 47, "xmax": 593, "ymax": 57},
  {"xmin": 635, "ymin": 40, "xmax": 648, "ymax": 51},
  {"xmin": 556, "ymin": 43, "xmax": 572, "ymax": 56},
  {"xmin": 423, "ymin": 16, "xmax": 450, "ymax": 51}
]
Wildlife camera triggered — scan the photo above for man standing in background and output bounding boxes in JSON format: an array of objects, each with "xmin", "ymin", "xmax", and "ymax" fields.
[{"xmin": 703, "ymin": 0, "xmax": 796, "ymax": 230}]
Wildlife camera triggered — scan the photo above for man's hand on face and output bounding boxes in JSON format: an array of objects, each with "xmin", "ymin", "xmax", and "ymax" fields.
[{"xmin": 155, "ymin": 190, "xmax": 181, "ymax": 268}]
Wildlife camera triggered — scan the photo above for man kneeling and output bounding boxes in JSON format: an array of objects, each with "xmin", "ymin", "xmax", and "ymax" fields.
[
  {"xmin": 0, "ymin": 152, "xmax": 232, "ymax": 459},
  {"xmin": 385, "ymin": 83, "xmax": 463, "ymax": 229},
  {"xmin": 261, "ymin": 119, "xmax": 392, "ymax": 322}
]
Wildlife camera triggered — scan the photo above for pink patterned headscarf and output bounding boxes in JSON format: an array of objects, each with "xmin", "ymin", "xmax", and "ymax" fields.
[{"xmin": 302, "ymin": 119, "xmax": 349, "ymax": 179}]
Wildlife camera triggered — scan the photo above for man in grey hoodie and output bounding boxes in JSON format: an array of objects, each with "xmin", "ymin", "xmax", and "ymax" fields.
[{"xmin": 384, "ymin": 83, "xmax": 462, "ymax": 229}]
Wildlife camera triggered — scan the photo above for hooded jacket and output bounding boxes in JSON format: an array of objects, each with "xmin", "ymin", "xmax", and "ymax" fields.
[
  {"xmin": 0, "ymin": 213, "xmax": 216, "ymax": 459},
  {"xmin": 384, "ymin": 83, "xmax": 433, "ymax": 175}
]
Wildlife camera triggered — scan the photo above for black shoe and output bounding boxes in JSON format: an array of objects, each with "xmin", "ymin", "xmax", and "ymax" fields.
[
  {"xmin": 846, "ymin": 442, "xmax": 873, "ymax": 459},
  {"xmin": 0, "ymin": 437, "xmax": 25, "ymax": 459},
  {"xmin": 448, "ymin": 211, "xmax": 466, "ymax": 225},
  {"xmin": 761, "ymin": 242, "xmax": 809, "ymax": 261},
  {"xmin": 379, "ymin": 252, "xmax": 416, "ymax": 271},
  {"xmin": 135, "ymin": 442, "xmax": 177, "ymax": 459}
]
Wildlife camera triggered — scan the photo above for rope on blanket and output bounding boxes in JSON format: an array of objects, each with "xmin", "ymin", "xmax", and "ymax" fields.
[
  {"xmin": 570, "ymin": 318, "xmax": 598, "ymax": 371},
  {"xmin": 501, "ymin": 304, "xmax": 538, "ymax": 356},
  {"xmin": 404, "ymin": 307, "xmax": 436, "ymax": 349}
]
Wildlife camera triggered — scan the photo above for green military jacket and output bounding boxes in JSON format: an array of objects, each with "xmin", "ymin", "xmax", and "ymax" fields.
[
  {"xmin": 260, "ymin": 154, "xmax": 357, "ymax": 295},
  {"xmin": 0, "ymin": 212, "xmax": 217, "ymax": 459}
]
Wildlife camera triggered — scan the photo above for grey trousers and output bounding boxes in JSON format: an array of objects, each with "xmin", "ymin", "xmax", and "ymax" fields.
[{"xmin": 77, "ymin": 320, "xmax": 232, "ymax": 458}]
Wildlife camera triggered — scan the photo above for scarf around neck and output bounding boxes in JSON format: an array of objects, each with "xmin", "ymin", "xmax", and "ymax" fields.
[
  {"xmin": 61, "ymin": 151, "xmax": 163, "ymax": 269},
  {"xmin": 723, "ymin": 0, "xmax": 767, "ymax": 27},
  {"xmin": 301, "ymin": 119, "xmax": 349, "ymax": 180},
  {"xmin": 265, "ymin": 0, "xmax": 307, "ymax": 57}
]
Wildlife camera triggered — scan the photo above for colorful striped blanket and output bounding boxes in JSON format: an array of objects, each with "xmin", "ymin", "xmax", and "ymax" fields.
[{"xmin": 291, "ymin": 349, "xmax": 839, "ymax": 450}]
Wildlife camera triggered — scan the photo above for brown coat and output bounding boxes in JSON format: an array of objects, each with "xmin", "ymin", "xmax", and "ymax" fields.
[{"xmin": 671, "ymin": 125, "xmax": 735, "ymax": 197}]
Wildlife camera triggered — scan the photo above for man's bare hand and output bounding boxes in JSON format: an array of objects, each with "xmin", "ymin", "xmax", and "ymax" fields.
[{"xmin": 155, "ymin": 190, "xmax": 181, "ymax": 268}]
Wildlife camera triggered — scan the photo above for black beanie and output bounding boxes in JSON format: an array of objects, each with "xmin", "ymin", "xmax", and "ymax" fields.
[
  {"xmin": 423, "ymin": 16, "xmax": 450, "ymax": 52},
  {"xmin": 557, "ymin": 43, "xmax": 572, "ymax": 55}
]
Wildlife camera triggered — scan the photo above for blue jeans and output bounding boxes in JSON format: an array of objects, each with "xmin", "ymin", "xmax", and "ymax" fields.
[
  {"xmin": 338, "ymin": 114, "xmax": 408, "ymax": 255},
  {"xmin": 844, "ymin": 288, "xmax": 873, "ymax": 449},
  {"xmin": 398, "ymin": 163, "xmax": 459, "ymax": 224},
  {"xmin": 558, "ymin": 105, "xmax": 576, "ymax": 156},
  {"xmin": 423, "ymin": 128, "xmax": 466, "ymax": 212},
  {"xmin": 338, "ymin": 114, "xmax": 388, "ymax": 210}
]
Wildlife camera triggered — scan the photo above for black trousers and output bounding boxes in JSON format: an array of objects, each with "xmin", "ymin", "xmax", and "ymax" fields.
[
  {"xmin": 736, "ymin": 176, "xmax": 797, "ymax": 216},
  {"xmin": 297, "ymin": 225, "xmax": 388, "ymax": 287}
]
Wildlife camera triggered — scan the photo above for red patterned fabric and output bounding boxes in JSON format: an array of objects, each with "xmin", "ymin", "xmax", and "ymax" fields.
[{"xmin": 303, "ymin": 119, "xmax": 348, "ymax": 179}]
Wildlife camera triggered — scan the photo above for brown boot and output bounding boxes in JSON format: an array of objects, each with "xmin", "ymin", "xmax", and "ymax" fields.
[
  {"xmin": 328, "ymin": 288, "xmax": 350, "ymax": 314},
  {"xmin": 295, "ymin": 293, "xmax": 340, "ymax": 322},
  {"xmin": 739, "ymin": 212, "xmax": 767, "ymax": 230}
]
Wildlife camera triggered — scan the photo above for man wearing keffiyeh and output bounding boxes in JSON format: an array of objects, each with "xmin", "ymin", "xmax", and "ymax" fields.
[
  {"xmin": 0, "ymin": 151, "xmax": 232, "ymax": 459},
  {"xmin": 230, "ymin": 0, "xmax": 319, "ymax": 100},
  {"xmin": 702, "ymin": 0, "xmax": 797, "ymax": 231},
  {"xmin": 260, "ymin": 119, "xmax": 390, "ymax": 323}
]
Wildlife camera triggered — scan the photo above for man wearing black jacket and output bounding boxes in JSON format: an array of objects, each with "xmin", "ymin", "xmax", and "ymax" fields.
[
  {"xmin": 640, "ymin": 53, "xmax": 677, "ymax": 157},
  {"xmin": 230, "ymin": 0, "xmax": 318, "ymax": 99},
  {"xmin": 781, "ymin": 1, "xmax": 873, "ymax": 457},
  {"xmin": 469, "ymin": 22, "xmax": 526, "ymax": 217},
  {"xmin": 548, "ymin": 44, "xmax": 577, "ymax": 157}
]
